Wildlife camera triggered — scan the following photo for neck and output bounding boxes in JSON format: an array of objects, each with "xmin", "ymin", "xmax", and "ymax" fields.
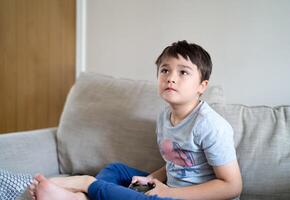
[{"xmin": 170, "ymin": 100, "xmax": 200, "ymax": 126}]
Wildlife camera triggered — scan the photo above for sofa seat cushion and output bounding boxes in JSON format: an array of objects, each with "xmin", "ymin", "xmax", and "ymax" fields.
[
  {"xmin": 211, "ymin": 104, "xmax": 290, "ymax": 199},
  {"xmin": 57, "ymin": 72, "xmax": 225, "ymax": 176}
]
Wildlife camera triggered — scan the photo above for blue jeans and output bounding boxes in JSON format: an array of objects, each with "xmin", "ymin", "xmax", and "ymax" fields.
[{"xmin": 87, "ymin": 162, "xmax": 175, "ymax": 200}]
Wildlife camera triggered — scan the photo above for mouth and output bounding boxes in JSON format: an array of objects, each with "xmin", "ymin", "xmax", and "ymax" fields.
[{"xmin": 165, "ymin": 87, "xmax": 177, "ymax": 92}]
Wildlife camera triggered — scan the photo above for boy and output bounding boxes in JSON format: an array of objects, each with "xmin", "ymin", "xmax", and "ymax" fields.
[{"xmin": 30, "ymin": 41, "xmax": 242, "ymax": 200}]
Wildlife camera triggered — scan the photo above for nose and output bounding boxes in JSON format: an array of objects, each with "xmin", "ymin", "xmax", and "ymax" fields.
[{"xmin": 167, "ymin": 73, "xmax": 176, "ymax": 84}]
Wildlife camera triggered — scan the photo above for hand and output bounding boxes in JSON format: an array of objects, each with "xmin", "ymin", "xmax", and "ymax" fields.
[
  {"xmin": 145, "ymin": 179, "xmax": 171, "ymax": 198},
  {"xmin": 131, "ymin": 176, "xmax": 152, "ymax": 186}
]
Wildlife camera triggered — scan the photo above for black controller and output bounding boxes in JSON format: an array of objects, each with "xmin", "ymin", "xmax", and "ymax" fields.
[{"xmin": 128, "ymin": 182, "xmax": 155, "ymax": 193}]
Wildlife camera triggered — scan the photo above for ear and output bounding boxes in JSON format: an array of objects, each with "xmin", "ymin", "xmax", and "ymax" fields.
[{"xmin": 198, "ymin": 80, "xmax": 208, "ymax": 96}]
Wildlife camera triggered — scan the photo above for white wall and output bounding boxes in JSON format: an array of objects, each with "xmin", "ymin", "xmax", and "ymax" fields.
[{"xmin": 84, "ymin": 0, "xmax": 290, "ymax": 106}]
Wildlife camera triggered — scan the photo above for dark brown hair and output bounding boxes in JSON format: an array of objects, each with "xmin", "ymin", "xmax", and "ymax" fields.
[{"xmin": 155, "ymin": 40, "xmax": 212, "ymax": 82}]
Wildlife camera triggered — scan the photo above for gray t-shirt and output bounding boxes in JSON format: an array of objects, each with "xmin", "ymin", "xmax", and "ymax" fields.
[{"xmin": 156, "ymin": 101, "xmax": 237, "ymax": 187}]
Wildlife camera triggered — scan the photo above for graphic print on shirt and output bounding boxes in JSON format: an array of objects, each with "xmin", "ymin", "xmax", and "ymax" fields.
[{"xmin": 160, "ymin": 139, "xmax": 195, "ymax": 167}]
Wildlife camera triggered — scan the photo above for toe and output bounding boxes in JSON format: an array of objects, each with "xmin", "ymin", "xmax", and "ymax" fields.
[{"xmin": 34, "ymin": 174, "xmax": 47, "ymax": 182}]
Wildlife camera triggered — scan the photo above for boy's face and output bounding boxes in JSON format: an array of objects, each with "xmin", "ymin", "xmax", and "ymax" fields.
[{"xmin": 157, "ymin": 54, "xmax": 208, "ymax": 106}]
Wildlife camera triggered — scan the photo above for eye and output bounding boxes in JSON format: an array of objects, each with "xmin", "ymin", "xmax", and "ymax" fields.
[
  {"xmin": 160, "ymin": 68, "xmax": 169, "ymax": 74},
  {"xmin": 180, "ymin": 70, "xmax": 189, "ymax": 75}
]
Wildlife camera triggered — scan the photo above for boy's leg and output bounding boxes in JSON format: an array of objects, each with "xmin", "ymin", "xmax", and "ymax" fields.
[
  {"xmin": 88, "ymin": 179, "xmax": 174, "ymax": 200},
  {"xmin": 31, "ymin": 162, "xmax": 158, "ymax": 200},
  {"xmin": 89, "ymin": 162, "xmax": 175, "ymax": 200},
  {"xmin": 49, "ymin": 175, "xmax": 96, "ymax": 193},
  {"xmin": 30, "ymin": 174, "xmax": 88, "ymax": 200},
  {"xmin": 37, "ymin": 162, "xmax": 147, "ymax": 193},
  {"xmin": 96, "ymin": 162, "xmax": 149, "ymax": 186}
]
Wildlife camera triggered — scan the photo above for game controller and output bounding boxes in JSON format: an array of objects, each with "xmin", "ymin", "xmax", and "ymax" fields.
[{"xmin": 128, "ymin": 182, "xmax": 155, "ymax": 193}]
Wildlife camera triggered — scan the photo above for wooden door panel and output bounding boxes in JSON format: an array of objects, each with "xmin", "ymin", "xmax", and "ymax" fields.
[{"xmin": 0, "ymin": 0, "xmax": 76, "ymax": 133}]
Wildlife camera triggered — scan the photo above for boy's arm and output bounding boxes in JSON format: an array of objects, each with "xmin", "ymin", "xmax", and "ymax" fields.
[
  {"xmin": 149, "ymin": 160, "xmax": 242, "ymax": 200},
  {"xmin": 147, "ymin": 165, "xmax": 167, "ymax": 182}
]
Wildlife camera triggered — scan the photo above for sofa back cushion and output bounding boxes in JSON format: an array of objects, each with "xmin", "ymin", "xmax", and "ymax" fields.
[
  {"xmin": 57, "ymin": 72, "xmax": 225, "ymax": 176},
  {"xmin": 0, "ymin": 128, "xmax": 59, "ymax": 176},
  {"xmin": 212, "ymin": 104, "xmax": 290, "ymax": 199}
]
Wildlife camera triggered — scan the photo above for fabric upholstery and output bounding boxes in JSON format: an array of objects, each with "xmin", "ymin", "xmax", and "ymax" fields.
[
  {"xmin": 57, "ymin": 72, "xmax": 225, "ymax": 176},
  {"xmin": 211, "ymin": 104, "xmax": 290, "ymax": 199},
  {"xmin": 0, "ymin": 128, "xmax": 59, "ymax": 176}
]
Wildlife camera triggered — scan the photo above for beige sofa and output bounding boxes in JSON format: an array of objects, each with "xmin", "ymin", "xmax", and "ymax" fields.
[{"xmin": 1, "ymin": 72, "xmax": 290, "ymax": 200}]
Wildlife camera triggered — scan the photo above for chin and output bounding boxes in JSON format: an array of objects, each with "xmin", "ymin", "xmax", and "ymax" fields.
[{"xmin": 163, "ymin": 98, "xmax": 181, "ymax": 106}]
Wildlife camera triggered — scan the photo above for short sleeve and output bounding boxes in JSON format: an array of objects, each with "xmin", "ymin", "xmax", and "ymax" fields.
[{"xmin": 195, "ymin": 117, "xmax": 237, "ymax": 166}]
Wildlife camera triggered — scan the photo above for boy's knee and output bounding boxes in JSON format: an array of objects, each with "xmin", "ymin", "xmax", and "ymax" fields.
[{"xmin": 105, "ymin": 162, "xmax": 128, "ymax": 170}]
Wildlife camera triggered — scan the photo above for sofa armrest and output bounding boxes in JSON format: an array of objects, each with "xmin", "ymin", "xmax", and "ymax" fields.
[{"xmin": 0, "ymin": 128, "xmax": 60, "ymax": 176}]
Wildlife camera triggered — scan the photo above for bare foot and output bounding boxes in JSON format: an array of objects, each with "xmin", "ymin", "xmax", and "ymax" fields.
[
  {"xmin": 50, "ymin": 175, "xmax": 96, "ymax": 193},
  {"xmin": 29, "ymin": 174, "xmax": 88, "ymax": 200},
  {"xmin": 29, "ymin": 174, "xmax": 40, "ymax": 200}
]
